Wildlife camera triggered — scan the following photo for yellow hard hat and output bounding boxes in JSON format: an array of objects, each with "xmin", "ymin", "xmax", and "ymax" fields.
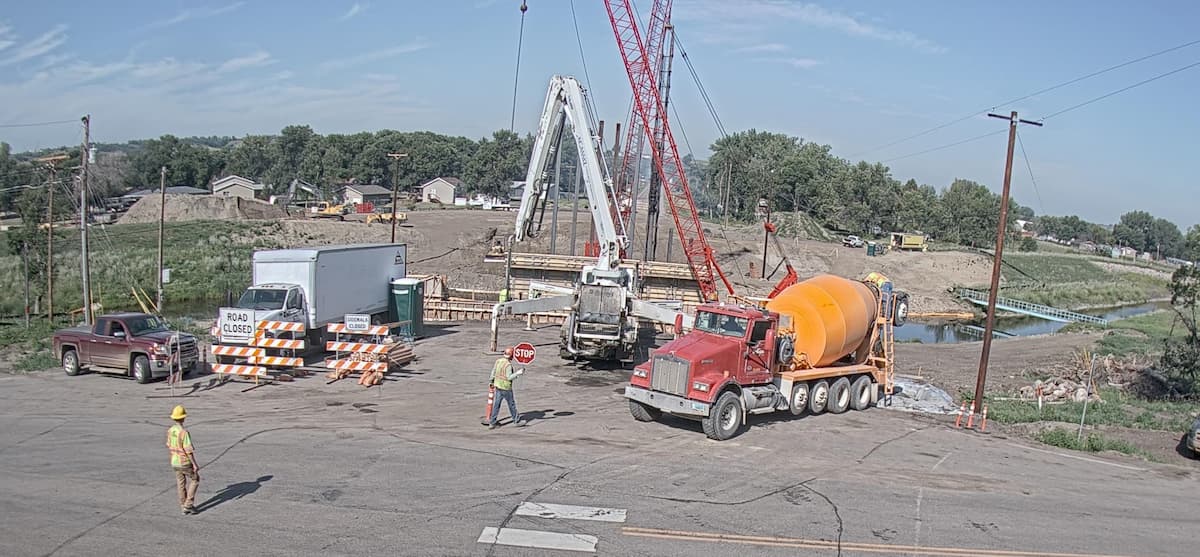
[{"xmin": 170, "ymin": 405, "xmax": 187, "ymax": 421}]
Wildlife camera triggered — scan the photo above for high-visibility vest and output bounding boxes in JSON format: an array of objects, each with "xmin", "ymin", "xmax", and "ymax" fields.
[
  {"xmin": 491, "ymin": 358, "xmax": 513, "ymax": 390},
  {"xmin": 865, "ymin": 272, "xmax": 890, "ymax": 289},
  {"xmin": 166, "ymin": 424, "xmax": 193, "ymax": 468}
]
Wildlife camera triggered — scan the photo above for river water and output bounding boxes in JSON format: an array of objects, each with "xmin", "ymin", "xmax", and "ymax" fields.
[{"xmin": 894, "ymin": 301, "xmax": 1170, "ymax": 344}]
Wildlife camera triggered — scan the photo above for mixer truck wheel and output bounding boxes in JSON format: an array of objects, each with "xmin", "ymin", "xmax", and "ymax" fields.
[
  {"xmin": 702, "ymin": 392, "xmax": 744, "ymax": 441},
  {"xmin": 629, "ymin": 400, "xmax": 661, "ymax": 422},
  {"xmin": 828, "ymin": 377, "xmax": 852, "ymax": 414},
  {"xmin": 789, "ymin": 383, "xmax": 810, "ymax": 416},
  {"xmin": 809, "ymin": 380, "xmax": 830, "ymax": 414},
  {"xmin": 850, "ymin": 375, "xmax": 874, "ymax": 411}
]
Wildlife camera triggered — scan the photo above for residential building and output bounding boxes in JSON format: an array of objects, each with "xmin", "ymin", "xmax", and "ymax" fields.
[
  {"xmin": 212, "ymin": 174, "xmax": 265, "ymax": 200},
  {"xmin": 419, "ymin": 177, "xmax": 463, "ymax": 203},
  {"xmin": 342, "ymin": 184, "xmax": 393, "ymax": 206}
]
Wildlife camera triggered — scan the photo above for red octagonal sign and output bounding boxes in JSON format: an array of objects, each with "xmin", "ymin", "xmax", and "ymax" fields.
[{"xmin": 512, "ymin": 342, "xmax": 536, "ymax": 365}]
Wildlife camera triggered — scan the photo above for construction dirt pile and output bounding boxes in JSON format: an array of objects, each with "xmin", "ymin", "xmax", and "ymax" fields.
[{"xmin": 119, "ymin": 194, "xmax": 289, "ymax": 224}]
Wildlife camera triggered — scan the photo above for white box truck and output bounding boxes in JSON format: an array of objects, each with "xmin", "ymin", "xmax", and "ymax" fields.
[{"xmin": 214, "ymin": 244, "xmax": 407, "ymax": 360}]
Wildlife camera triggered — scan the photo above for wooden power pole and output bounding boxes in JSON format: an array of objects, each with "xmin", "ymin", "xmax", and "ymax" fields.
[
  {"xmin": 386, "ymin": 152, "xmax": 408, "ymax": 243},
  {"xmin": 36, "ymin": 154, "xmax": 68, "ymax": 321},
  {"xmin": 80, "ymin": 114, "xmax": 93, "ymax": 325},
  {"xmin": 973, "ymin": 111, "xmax": 1043, "ymax": 416},
  {"xmin": 157, "ymin": 166, "xmax": 167, "ymax": 312}
]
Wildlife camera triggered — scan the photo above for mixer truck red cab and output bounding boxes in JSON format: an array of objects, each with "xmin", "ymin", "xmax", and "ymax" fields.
[{"xmin": 625, "ymin": 273, "xmax": 908, "ymax": 440}]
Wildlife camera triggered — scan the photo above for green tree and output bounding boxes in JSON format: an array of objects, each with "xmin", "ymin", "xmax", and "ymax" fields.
[
  {"xmin": 464, "ymin": 130, "xmax": 531, "ymax": 198},
  {"xmin": 127, "ymin": 135, "xmax": 224, "ymax": 190},
  {"xmin": 1162, "ymin": 265, "xmax": 1200, "ymax": 394},
  {"xmin": 1184, "ymin": 224, "xmax": 1200, "ymax": 262}
]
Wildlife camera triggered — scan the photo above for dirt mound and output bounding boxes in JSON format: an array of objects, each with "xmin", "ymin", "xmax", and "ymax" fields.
[{"xmin": 119, "ymin": 194, "xmax": 288, "ymax": 224}]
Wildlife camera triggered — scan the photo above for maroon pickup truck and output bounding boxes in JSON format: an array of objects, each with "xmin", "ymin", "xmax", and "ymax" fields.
[{"xmin": 52, "ymin": 313, "xmax": 200, "ymax": 383}]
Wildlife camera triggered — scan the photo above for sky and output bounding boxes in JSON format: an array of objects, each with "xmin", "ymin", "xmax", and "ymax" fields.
[{"xmin": 0, "ymin": 0, "xmax": 1197, "ymax": 228}]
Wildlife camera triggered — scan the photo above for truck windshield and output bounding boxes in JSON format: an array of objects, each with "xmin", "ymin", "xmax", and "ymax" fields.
[
  {"xmin": 236, "ymin": 289, "xmax": 286, "ymax": 311},
  {"xmin": 694, "ymin": 311, "xmax": 749, "ymax": 337},
  {"xmin": 126, "ymin": 316, "xmax": 167, "ymax": 336}
]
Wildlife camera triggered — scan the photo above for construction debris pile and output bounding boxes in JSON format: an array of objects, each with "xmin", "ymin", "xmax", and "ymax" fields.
[
  {"xmin": 1017, "ymin": 349, "xmax": 1158, "ymax": 402},
  {"xmin": 324, "ymin": 341, "xmax": 416, "ymax": 387},
  {"xmin": 1019, "ymin": 378, "xmax": 1102, "ymax": 403}
]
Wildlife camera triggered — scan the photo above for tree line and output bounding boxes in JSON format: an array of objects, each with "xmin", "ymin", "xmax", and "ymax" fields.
[{"xmin": 4, "ymin": 125, "xmax": 1197, "ymax": 261}]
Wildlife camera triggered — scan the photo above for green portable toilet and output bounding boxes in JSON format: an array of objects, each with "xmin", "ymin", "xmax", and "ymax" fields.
[
  {"xmin": 390, "ymin": 278, "xmax": 424, "ymax": 338},
  {"xmin": 866, "ymin": 242, "xmax": 877, "ymax": 257}
]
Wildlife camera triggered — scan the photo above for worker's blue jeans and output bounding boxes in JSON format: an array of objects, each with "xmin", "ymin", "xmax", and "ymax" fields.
[{"xmin": 489, "ymin": 388, "xmax": 518, "ymax": 425}]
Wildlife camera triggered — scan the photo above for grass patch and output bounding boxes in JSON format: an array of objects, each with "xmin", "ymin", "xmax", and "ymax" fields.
[
  {"xmin": 0, "ymin": 220, "xmax": 285, "ymax": 316},
  {"xmin": 14, "ymin": 348, "xmax": 57, "ymax": 372},
  {"xmin": 986, "ymin": 387, "xmax": 1195, "ymax": 432},
  {"xmin": 1033, "ymin": 428, "xmax": 1157, "ymax": 460},
  {"xmin": 1064, "ymin": 310, "xmax": 1184, "ymax": 356},
  {"xmin": 1001, "ymin": 254, "xmax": 1104, "ymax": 284},
  {"xmin": 985, "ymin": 253, "xmax": 1170, "ymax": 310}
]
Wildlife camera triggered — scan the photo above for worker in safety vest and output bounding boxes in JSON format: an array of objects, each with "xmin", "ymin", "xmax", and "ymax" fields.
[
  {"xmin": 166, "ymin": 405, "xmax": 200, "ymax": 515},
  {"xmin": 486, "ymin": 347, "xmax": 524, "ymax": 429},
  {"xmin": 864, "ymin": 271, "xmax": 891, "ymax": 289}
]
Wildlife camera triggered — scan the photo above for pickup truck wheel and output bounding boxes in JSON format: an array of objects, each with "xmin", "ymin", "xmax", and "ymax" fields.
[
  {"xmin": 62, "ymin": 349, "xmax": 81, "ymax": 376},
  {"xmin": 809, "ymin": 380, "xmax": 830, "ymax": 414},
  {"xmin": 789, "ymin": 382, "xmax": 810, "ymax": 416},
  {"xmin": 850, "ymin": 375, "xmax": 874, "ymax": 411},
  {"xmin": 132, "ymin": 355, "xmax": 152, "ymax": 384},
  {"xmin": 629, "ymin": 400, "xmax": 661, "ymax": 422},
  {"xmin": 828, "ymin": 377, "xmax": 852, "ymax": 414},
  {"xmin": 702, "ymin": 391, "xmax": 744, "ymax": 441}
]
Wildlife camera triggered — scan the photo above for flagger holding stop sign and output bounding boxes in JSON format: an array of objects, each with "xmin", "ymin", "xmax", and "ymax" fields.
[{"xmin": 485, "ymin": 346, "xmax": 528, "ymax": 429}]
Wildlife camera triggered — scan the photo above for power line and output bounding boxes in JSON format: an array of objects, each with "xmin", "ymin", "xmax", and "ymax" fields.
[
  {"xmin": 881, "ymin": 129, "xmax": 1007, "ymax": 163},
  {"xmin": 1039, "ymin": 59, "xmax": 1200, "ymax": 120},
  {"xmin": 851, "ymin": 37, "xmax": 1200, "ymax": 158},
  {"xmin": 672, "ymin": 33, "xmax": 727, "ymax": 138},
  {"xmin": 1015, "ymin": 130, "xmax": 1045, "ymax": 215},
  {"xmin": 0, "ymin": 119, "xmax": 78, "ymax": 129},
  {"xmin": 569, "ymin": 0, "xmax": 601, "ymax": 120}
]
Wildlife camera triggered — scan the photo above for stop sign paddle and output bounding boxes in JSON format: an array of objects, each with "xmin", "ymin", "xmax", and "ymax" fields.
[{"xmin": 512, "ymin": 342, "xmax": 536, "ymax": 365}]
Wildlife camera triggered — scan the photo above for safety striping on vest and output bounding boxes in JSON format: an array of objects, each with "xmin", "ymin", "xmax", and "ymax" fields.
[
  {"xmin": 325, "ymin": 341, "xmax": 392, "ymax": 354},
  {"xmin": 326, "ymin": 323, "xmax": 390, "ymax": 335},
  {"xmin": 251, "ymin": 337, "xmax": 306, "ymax": 349},
  {"xmin": 256, "ymin": 320, "xmax": 306, "ymax": 332},
  {"xmin": 211, "ymin": 364, "xmax": 268, "ymax": 377},
  {"xmin": 210, "ymin": 346, "xmax": 264, "ymax": 358},
  {"xmin": 477, "ymin": 527, "xmax": 597, "ymax": 553},
  {"xmin": 514, "ymin": 502, "xmax": 627, "ymax": 523},
  {"xmin": 326, "ymin": 359, "xmax": 388, "ymax": 372},
  {"xmin": 247, "ymin": 356, "xmax": 304, "ymax": 367}
]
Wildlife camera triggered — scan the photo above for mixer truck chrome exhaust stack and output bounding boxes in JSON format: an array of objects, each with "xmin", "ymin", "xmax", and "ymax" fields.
[{"xmin": 625, "ymin": 273, "xmax": 908, "ymax": 441}]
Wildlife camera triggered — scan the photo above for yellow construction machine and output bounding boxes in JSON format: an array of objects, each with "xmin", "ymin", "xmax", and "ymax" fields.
[{"xmin": 365, "ymin": 212, "xmax": 407, "ymax": 225}]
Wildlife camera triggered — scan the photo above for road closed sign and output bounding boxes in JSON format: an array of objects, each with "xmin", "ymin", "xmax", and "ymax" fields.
[
  {"xmin": 512, "ymin": 342, "xmax": 536, "ymax": 365},
  {"xmin": 219, "ymin": 307, "xmax": 255, "ymax": 343}
]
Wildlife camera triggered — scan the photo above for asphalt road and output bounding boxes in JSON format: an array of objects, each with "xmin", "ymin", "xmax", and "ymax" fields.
[{"xmin": 1, "ymin": 322, "xmax": 1196, "ymax": 557}]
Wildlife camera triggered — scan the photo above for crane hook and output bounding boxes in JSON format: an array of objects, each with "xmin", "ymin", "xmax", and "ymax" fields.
[{"xmin": 520, "ymin": 1, "xmax": 528, "ymax": 13}]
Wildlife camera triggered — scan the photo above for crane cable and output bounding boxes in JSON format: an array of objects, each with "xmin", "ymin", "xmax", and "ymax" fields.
[{"xmin": 508, "ymin": 1, "xmax": 529, "ymax": 132}]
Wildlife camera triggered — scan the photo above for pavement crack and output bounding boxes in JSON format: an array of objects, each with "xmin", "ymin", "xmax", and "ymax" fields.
[
  {"xmin": 637, "ymin": 476, "xmax": 820, "ymax": 506},
  {"xmin": 485, "ymin": 454, "xmax": 612, "ymax": 557},
  {"xmin": 799, "ymin": 480, "xmax": 844, "ymax": 557},
  {"xmin": 857, "ymin": 425, "xmax": 929, "ymax": 464}
]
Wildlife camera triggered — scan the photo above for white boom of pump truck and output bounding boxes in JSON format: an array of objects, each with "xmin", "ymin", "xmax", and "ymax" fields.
[{"xmin": 490, "ymin": 75, "xmax": 688, "ymax": 363}]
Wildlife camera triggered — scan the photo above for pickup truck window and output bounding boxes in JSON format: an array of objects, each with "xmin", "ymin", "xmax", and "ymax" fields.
[
  {"xmin": 237, "ymin": 289, "xmax": 286, "ymax": 311},
  {"xmin": 126, "ymin": 315, "xmax": 166, "ymax": 336},
  {"xmin": 107, "ymin": 321, "xmax": 127, "ymax": 338}
]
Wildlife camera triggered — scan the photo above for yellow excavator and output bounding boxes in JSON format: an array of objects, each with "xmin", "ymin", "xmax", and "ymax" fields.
[
  {"xmin": 365, "ymin": 212, "xmax": 407, "ymax": 225},
  {"xmin": 310, "ymin": 202, "xmax": 349, "ymax": 220}
]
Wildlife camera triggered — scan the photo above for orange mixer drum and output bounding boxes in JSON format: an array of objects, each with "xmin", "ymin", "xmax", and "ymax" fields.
[{"xmin": 764, "ymin": 274, "xmax": 877, "ymax": 367}]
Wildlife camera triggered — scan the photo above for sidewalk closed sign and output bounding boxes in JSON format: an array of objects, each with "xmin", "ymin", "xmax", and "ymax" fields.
[{"xmin": 345, "ymin": 314, "xmax": 370, "ymax": 332}]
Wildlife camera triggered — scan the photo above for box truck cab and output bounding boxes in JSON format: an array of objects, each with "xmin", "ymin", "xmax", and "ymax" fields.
[
  {"xmin": 626, "ymin": 273, "xmax": 908, "ymax": 441},
  {"xmin": 215, "ymin": 244, "xmax": 407, "ymax": 353}
]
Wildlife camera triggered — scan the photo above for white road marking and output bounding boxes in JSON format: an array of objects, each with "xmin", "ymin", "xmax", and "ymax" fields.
[
  {"xmin": 478, "ymin": 527, "xmax": 598, "ymax": 553},
  {"xmin": 1008, "ymin": 442, "xmax": 1147, "ymax": 471},
  {"xmin": 515, "ymin": 502, "xmax": 627, "ymax": 523}
]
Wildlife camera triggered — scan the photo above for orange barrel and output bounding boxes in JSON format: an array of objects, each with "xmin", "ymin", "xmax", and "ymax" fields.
[{"xmin": 764, "ymin": 274, "xmax": 877, "ymax": 367}]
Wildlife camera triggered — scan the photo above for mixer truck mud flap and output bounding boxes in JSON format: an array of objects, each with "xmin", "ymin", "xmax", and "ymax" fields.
[{"xmin": 624, "ymin": 386, "xmax": 710, "ymax": 417}]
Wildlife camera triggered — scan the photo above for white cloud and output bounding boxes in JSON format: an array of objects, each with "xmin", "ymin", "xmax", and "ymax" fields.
[
  {"xmin": 763, "ymin": 57, "xmax": 822, "ymax": 69},
  {"xmin": 146, "ymin": 2, "xmax": 245, "ymax": 29},
  {"xmin": 273, "ymin": 70, "xmax": 295, "ymax": 80},
  {"xmin": 0, "ymin": 24, "xmax": 69, "ymax": 67},
  {"xmin": 735, "ymin": 43, "xmax": 789, "ymax": 54},
  {"xmin": 217, "ymin": 51, "xmax": 275, "ymax": 73},
  {"xmin": 0, "ymin": 24, "xmax": 15, "ymax": 52},
  {"xmin": 679, "ymin": 1, "xmax": 945, "ymax": 54},
  {"xmin": 339, "ymin": 3, "xmax": 366, "ymax": 21},
  {"xmin": 317, "ymin": 40, "xmax": 429, "ymax": 71}
]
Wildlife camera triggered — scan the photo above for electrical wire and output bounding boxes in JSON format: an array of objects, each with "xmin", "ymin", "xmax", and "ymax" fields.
[
  {"xmin": 672, "ymin": 33, "xmax": 727, "ymax": 138},
  {"xmin": 0, "ymin": 119, "xmax": 78, "ymax": 128},
  {"xmin": 1015, "ymin": 130, "xmax": 1046, "ymax": 216},
  {"xmin": 851, "ymin": 37, "xmax": 1200, "ymax": 158},
  {"xmin": 1039, "ymin": 59, "xmax": 1200, "ymax": 120},
  {"xmin": 569, "ymin": 0, "xmax": 602, "ymax": 120},
  {"xmin": 880, "ymin": 129, "xmax": 1007, "ymax": 164}
]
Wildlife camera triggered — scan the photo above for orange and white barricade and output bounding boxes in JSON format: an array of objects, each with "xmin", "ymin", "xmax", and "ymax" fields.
[
  {"xmin": 211, "ymin": 364, "xmax": 270, "ymax": 385},
  {"xmin": 323, "ymin": 321, "xmax": 407, "ymax": 386},
  {"xmin": 209, "ymin": 320, "xmax": 308, "ymax": 386}
]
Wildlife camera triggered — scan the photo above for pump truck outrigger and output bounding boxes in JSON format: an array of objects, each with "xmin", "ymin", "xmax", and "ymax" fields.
[{"xmin": 625, "ymin": 272, "xmax": 908, "ymax": 440}]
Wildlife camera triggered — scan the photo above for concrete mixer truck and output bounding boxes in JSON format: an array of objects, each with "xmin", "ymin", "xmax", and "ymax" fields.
[{"xmin": 624, "ymin": 273, "xmax": 909, "ymax": 440}]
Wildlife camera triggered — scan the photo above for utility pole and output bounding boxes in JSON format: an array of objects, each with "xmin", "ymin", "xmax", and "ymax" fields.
[
  {"xmin": 157, "ymin": 166, "xmax": 167, "ymax": 312},
  {"xmin": 22, "ymin": 241, "xmax": 31, "ymax": 328},
  {"xmin": 36, "ymin": 154, "xmax": 68, "ymax": 321},
  {"xmin": 80, "ymin": 114, "xmax": 93, "ymax": 325},
  {"xmin": 974, "ymin": 111, "xmax": 1043, "ymax": 416},
  {"xmin": 386, "ymin": 152, "xmax": 408, "ymax": 243},
  {"xmin": 645, "ymin": 24, "xmax": 676, "ymax": 262},
  {"xmin": 758, "ymin": 198, "xmax": 771, "ymax": 279}
]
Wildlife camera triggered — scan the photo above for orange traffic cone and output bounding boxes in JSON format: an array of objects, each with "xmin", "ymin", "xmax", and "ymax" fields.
[
  {"xmin": 980, "ymin": 404, "xmax": 989, "ymax": 432},
  {"xmin": 954, "ymin": 402, "xmax": 967, "ymax": 428},
  {"xmin": 481, "ymin": 384, "xmax": 495, "ymax": 425}
]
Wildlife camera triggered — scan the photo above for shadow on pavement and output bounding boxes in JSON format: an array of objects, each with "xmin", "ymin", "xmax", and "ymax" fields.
[{"xmin": 194, "ymin": 475, "xmax": 273, "ymax": 514}]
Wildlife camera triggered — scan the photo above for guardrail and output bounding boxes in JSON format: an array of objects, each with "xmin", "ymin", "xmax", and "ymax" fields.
[{"xmin": 955, "ymin": 288, "xmax": 1108, "ymax": 326}]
